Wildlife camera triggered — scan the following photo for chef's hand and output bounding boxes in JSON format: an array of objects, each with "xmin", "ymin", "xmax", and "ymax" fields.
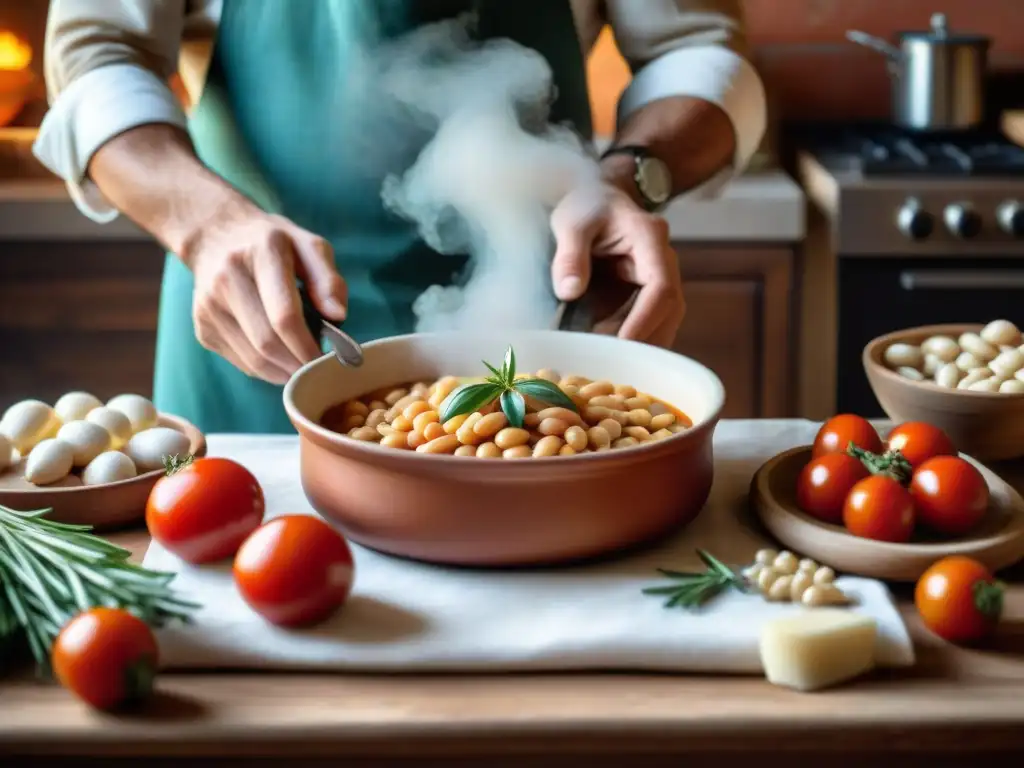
[
  {"xmin": 183, "ymin": 208, "xmax": 348, "ymax": 384},
  {"xmin": 549, "ymin": 184, "xmax": 685, "ymax": 348}
]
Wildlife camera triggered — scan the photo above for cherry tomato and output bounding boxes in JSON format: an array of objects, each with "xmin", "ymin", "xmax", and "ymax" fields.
[
  {"xmin": 811, "ymin": 414, "xmax": 883, "ymax": 459},
  {"xmin": 910, "ymin": 456, "xmax": 990, "ymax": 536},
  {"xmin": 915, "ymin": 556, "xmax": 1003, "ymax": 644},
  {"xmin": 796, "ymin": 453, "xmax": 870, "ymax": 524},
  {"xmin": 233, "ymin": 515, "xmax": 355, "ymax": 627},
  {"xmin": 842, "ymin": 474, "xmax": 916, "ymax": 542},
  {"xmin": 146, "ymin": 457, "xmax": 265, "ymax": 564},
  {"xmin": 886, "ymin": 422, "xmax": 956, "ymax": 469},
  {"xmin": 52, "ymin": 608, "xmax": 159, "ymax": 711}
]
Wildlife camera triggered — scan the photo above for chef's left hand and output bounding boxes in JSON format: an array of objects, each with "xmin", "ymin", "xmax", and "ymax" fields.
[{"xmin": 549, "ymin": 184, "xmax": 685, "ymax": 348}]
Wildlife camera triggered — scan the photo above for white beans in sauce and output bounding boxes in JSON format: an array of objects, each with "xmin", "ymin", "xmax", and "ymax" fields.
[{"xmin": 323, "ymin": 370, "xmax": 691, "ymax": 459}]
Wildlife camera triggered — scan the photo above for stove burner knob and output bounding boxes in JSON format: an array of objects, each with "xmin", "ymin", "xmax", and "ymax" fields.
[
  {"xmin": 896, "ymin": 200, "xmax": 934, "ymax": 241},
  {"xmin": 997, "ymin": 200, "xmax": 1024, "ymax": 237},
  {"xmin": 944, "ymin": 203, "xmax": 983, "ymax": 239}
]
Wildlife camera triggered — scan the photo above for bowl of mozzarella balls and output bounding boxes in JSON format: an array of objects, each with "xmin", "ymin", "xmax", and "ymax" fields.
[
  {"xmin": 0, "ymin": 392, "xmax": 205, "ymax": 529},
  {"xmin": 864, "ymin": 320, "xmax": 1024, "ymax": 461}
]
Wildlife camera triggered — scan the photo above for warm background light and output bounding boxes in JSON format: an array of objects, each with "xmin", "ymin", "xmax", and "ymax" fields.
[
  {"xmin": 0, "ymin": 29, "xmax": 31, "ymax": 70},
  {"xmin": 586, "ymin": 26, "xmax": 630, "ymax": 139},
  {"xmin": 0, "ymin": 29, "xmax": 34, "ymax": 127}
]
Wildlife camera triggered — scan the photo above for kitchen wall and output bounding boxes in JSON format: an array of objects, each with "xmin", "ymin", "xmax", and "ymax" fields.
[
  {"xmin": 589, "ymin": 0, "xmax": 1024, "ymax": 129},
  {"xmin": 7, "ymin": 1, "xmax": 1024, "ymax": 131}
]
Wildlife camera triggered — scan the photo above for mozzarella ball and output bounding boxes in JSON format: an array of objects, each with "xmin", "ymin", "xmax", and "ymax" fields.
[
  {"xmin": 56, "ymin": 420, "xmax": 112, "ymax": 468},
  {"xmin": 53, "ymin": 391, "xmax": 102, "ymax": 424},
  {"xmin": 106, "ymin": 394, "xmax": 159, "ymax": 434},
  {"xmin": 85, "ymin": 407, "xmax": 134, "ymax": 450}
]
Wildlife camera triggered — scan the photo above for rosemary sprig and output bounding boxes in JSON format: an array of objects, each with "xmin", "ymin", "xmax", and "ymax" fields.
[
  {"xmin": 642, "ymin": 549, "xmax": 747, "ymax": 610},
  {"xmin": 439, "ymin": 345, "xmax": 578, "ymax": 428},
  {"xmin": 0, "ymin": 504, "xmax": 199, "ymax": 673}
]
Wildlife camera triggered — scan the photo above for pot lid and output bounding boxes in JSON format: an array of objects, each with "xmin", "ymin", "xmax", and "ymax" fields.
[{"xmin": 898, "ymin": 13, "xmax": 990, "ymax": 45}]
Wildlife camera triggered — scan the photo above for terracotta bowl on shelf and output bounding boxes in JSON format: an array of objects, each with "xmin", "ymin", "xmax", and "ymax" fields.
[
  {"xmin": 864, "ymin": 323, "xmax": 1024, "ymax": 461},
  {"xmin": 284, "ymin": 330, "xmax": 725, "ymax": 567},
  {"xmin": 0, "ymin": 414, "xmax": 206, "ymax": 531}
]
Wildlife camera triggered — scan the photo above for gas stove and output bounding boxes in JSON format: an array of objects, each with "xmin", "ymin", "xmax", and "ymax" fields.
[
  {"xmin": 794, "ymin": 122, "xmax": 1024, "ymax": 256},
  {"xmin": 794, "ymin": 121, "xmax": 1024, "ymax": 418}
]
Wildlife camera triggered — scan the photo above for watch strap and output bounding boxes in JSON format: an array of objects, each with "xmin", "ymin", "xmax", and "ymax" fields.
[{"xmin": 599, "ymin": 145, "xmax": 667, "ymax": 212}]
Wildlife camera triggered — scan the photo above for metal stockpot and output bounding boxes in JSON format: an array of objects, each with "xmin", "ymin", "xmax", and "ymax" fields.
[{"xmin": 847, "ymin": 13, "xmax": 990, "ymax": 131}]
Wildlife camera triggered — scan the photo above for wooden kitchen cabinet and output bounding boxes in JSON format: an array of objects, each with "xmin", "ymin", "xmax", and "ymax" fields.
[
  {"xmin": 0, "ymin": 241, "xmax": 164, "ymax": 406},
  {"xmin": 671, "ymin": 245, "xmax": 796, "ymax": 418}
]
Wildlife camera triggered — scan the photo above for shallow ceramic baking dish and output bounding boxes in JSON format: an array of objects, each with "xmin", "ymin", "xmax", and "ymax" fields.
[{"xmin": 284, "ymin": 330, "xmax": 725, "ymax": 566}]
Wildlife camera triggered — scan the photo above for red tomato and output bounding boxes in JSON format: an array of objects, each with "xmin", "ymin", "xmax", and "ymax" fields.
[
  {"xmin": 146, "ymin": 457, "xmax": 265, "ymax": 564},
  {"xmin": 233, "ymin": 515, "xmax": 354, "ymax": 627},
  {"xmin": 52, "ymin": 608, "xmax": 159, "ymax": 711},
  {"xmin": 886, "ymin": 422, "xmax": 956, "ymax": 468},
  {"xmin": 811, "ymin": 414, "xmax": 883, "ymax": 459},
  {"xmin": 910, "ymin": 456, "xmax": 990, "ymax": 536},
  {"xmin": 842, "ymin": 474, "xmax": 916, "ymax": 543},
  {"xmin": 796, "ymin": 453, "xmax": 870, "ymax": 524},
  {"xmin": 915, "ymin": 556, "xmax": 1003, "ymax": 643}
]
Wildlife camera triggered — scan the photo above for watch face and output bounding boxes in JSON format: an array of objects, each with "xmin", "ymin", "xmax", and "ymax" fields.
[{"xmin": 637, "ymin": 156, "xmax": 672, "ymax": 205}]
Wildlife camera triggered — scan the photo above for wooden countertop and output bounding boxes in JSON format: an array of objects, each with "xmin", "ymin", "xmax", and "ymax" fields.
[{"xmin": 3, "ymin": 461, "xmax": 1024, "ymax": 765}]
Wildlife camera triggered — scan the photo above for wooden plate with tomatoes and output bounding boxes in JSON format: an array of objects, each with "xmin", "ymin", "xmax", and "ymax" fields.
[
  {"xmin": 750, "ymin": 446, "xmax": 1024, "ymax": 582},
  {"xmin": 0, "ymin": 414, "xmax": 206, "ymax": 531}
]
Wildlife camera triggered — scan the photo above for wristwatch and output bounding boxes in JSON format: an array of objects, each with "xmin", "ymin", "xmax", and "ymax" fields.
[{"xmin": 600, "ymin": 145, "xmax": 672, "ymax": 212}]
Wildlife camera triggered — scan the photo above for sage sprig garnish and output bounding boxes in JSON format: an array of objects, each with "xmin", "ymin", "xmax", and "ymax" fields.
[
  {"xmin": 642, "ymin": 549, "xmax": 748, "ymax": 610},
  {"xmin": 0, "ymin": 504, "xmax": 199, "ymax": 673},
  {"xmin": 439, "ymin": 346, "xmax": 578, "ymax": 428}
]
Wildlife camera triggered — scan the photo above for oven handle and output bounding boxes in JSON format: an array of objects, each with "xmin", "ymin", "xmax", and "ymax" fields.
[{"xmin": 900, "ymin": 270, "xmax": 1024, "ymax": 291}]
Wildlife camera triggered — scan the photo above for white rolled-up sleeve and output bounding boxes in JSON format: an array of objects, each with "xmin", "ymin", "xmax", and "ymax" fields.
[
  {"xmin": 605, "ymin": 0, "xmax": 767, "ymax": 192},
  {"xmin": 33, "ymin": 0, "xmax": 189, "ymax": 222}
]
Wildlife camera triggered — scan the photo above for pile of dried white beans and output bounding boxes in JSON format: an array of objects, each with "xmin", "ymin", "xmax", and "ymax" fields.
[
  {"xmin": 324, "ymin": 370, "xmax": 690, "ymax": 459},
  {"xmin": 883, "ymin": 319, "xmax": 1024, "ymax": 394}
]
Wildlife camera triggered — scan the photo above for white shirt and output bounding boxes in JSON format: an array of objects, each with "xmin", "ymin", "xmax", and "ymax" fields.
[{"xmin": 34, "ymin": 0, "xmax": 766, "ymax": 222}]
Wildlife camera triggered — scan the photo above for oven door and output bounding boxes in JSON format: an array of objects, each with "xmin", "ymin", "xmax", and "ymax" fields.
[{"xmin": 837, "ymin": 257, "xmax": 1024, "ymax": 416}]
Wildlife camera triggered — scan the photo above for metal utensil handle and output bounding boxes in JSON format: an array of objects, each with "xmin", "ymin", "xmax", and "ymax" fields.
[
  {"xmin": 846, "ymin": 29, "xmax": 903, "ymax": 61},
  {"xmin": 900, "ymin": 270, "xmax": 1024, "ymax": 291}
]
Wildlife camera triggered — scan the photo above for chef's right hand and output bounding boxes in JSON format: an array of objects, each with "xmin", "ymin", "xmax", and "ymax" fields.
[{"xmin": 182, "ymin": 208, "xmax": 348, "ymax": 384}]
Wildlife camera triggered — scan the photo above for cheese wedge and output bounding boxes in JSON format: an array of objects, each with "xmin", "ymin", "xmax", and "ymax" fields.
[{"xmin": 759, "ymin": 609, "xmax": 877, "ymax": 692}]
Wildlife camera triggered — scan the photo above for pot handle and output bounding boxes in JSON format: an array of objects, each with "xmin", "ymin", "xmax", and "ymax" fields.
[{"xmin": 846, "ymin": 30, "xmax": 903, "ymax": 64}]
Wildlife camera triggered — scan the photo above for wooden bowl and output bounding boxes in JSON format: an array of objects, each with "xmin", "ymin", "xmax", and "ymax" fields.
[
  {"xmin": 751, "ymin": 446, "xmax": 1024, "ymax": 582},
  {"xmin": 863, "ymin": 323, "xmax": 1024, "ymax": 461},
  {"xmin": 0, "ymin": 414, "xmax": 206, "ymax": 530},
  {"xmin": 284, "ymin": 330, "xmax": 725, "ymax": 567}
]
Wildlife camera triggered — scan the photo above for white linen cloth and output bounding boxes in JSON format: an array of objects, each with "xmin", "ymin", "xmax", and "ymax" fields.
[{"xmin": 143, "ymin": 419, "xmax": 915, "ymax": 672}]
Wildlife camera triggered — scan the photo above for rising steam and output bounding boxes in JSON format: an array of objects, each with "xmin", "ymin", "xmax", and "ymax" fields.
[{"xmin": 375, "ymin": 14, "xmax": 602, "ymax": 332}]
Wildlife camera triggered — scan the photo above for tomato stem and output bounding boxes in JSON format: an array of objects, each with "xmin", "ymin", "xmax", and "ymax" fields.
[
  {"xmin": 846, "ymin": 443, "xmax": 912, "ymax": 484},
  {"xmin": 973, "ymin": 579, "xmax": 1005, "ymax": 622},
  {"xmin": 163, "ymin": 454, "xmax": 195, "ymax": 476}
]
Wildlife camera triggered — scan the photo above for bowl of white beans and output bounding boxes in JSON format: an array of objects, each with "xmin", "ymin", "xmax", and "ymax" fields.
[
  {"xmin": 864, "ymin": 320, "xmax": 1024, "ymax": 461},
  {"xmin": 284, "ymin": 330, "xmax": 725, "ymax": 566}
]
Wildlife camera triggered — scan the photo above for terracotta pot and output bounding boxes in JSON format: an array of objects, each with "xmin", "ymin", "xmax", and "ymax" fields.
[
  {"xmin": 284, "ymin": 331, "xmax": 725, "ymax": 566},
  {"xmin": 863, "ymin": 324, "xmax": 1024, "ymax": 461}
]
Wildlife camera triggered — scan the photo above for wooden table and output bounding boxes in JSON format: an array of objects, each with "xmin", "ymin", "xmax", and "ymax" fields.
[{"xmin": 3, "ymin": 461, "xmax": 1024, "ymax": 767}]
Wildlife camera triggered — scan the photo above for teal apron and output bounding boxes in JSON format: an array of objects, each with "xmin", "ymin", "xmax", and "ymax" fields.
[{"xmin": 153, "ymin": 0, "xmax": 592, "ymax": 433}]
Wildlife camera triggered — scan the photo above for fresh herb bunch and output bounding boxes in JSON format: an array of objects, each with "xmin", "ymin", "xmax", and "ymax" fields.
[
  {"xmin": 439, "ymin": 346, "xmax": 578, "ymax": 428},
  {"xmin": 642, "ymin": 549, "xmax": 747, "ymax": 610},
  {"xmin": 0, "ymin": 504, "xmax": 199, "ymax": 673}
]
